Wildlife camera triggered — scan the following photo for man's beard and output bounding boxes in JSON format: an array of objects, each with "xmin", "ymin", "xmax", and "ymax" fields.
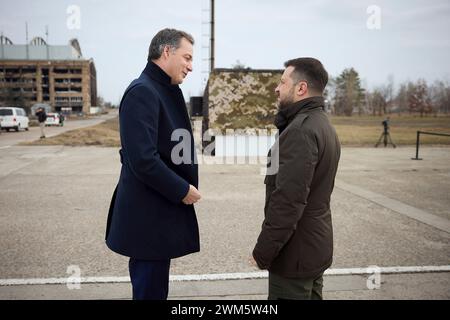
[{"xmin": 277, "ymin": 87, "xmax": 295, "ymax": 110}]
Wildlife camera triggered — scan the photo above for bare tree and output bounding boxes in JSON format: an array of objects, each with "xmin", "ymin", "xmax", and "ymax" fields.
[
  {"xmin": 324, "ymin": 76, "xmax": 336, "ymax": 114},
  {"xmin": 429, "ymin": 80, "xmax": 450, "ymax": 114},
  {"xmin": 395, "ymin": 82, "xmax": 415, "ymax": 113},
  {"xmin": 96, "ymin": 95, "xmax": 105, "ymax": 108},
  {"xmin": 371, "ymin": 89, "xmax": 387, "ymax": 116},
  {"xmin": 232, "ymin": 60, "xmax": 248, "ymax": 69},
  {"xmin": 382, "ymin": 74, "xmax": 395, "ymax": 114},
  {"xmin": 408, "ymin": 79, "xmax": 433, "ymax": 117}
]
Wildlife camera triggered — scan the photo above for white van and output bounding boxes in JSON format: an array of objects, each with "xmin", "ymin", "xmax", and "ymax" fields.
[{"xmin": 0, "ymin": 107, "xmax": 30, "ymax": 132}]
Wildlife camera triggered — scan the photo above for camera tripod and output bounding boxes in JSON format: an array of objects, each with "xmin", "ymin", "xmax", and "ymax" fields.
[{"xmin": 375, "ymin": 130, "xmax": 396, "ymax": 148}]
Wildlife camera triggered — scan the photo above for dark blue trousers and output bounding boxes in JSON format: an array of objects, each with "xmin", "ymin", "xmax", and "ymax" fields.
[{"xmin": 128, "ymin": 258, "xmax": 171, "ymax": 300}]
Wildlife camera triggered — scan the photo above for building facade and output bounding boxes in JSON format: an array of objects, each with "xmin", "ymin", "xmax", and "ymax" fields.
[{"xmin": 0, "ymin": 36, "xmax": 97, "ymax": 114}]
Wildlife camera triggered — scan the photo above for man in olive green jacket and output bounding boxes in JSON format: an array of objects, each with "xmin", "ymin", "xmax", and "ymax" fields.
[{"xmin": 253, "ymin": 57, "xmax": 340, "ymax": 300}]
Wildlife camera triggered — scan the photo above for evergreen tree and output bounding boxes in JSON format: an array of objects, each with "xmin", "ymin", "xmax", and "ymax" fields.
[{"xmin": 333, "ymin": 68, "xmax": 365, "ymax": 116}]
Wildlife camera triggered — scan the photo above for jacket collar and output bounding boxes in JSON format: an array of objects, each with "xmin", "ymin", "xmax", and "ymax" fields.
[
  {"xmin": 142, "ymin": 60, "xmax": 174, "ymax": 87},
  {"xmin": 274, "ymin": 96, "xmax": 324, "ymax": 131}
]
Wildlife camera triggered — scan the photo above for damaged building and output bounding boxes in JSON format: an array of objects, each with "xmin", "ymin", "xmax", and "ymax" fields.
[{"xmin": 0, "ymin": 35, "xmax": 97, "ymax": 114}]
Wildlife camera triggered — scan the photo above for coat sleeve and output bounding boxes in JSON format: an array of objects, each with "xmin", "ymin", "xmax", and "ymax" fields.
[
  {"xmin": 253, "ymin": 123, "xmax": 318, "ymax": 269},
  {"xmin": 119, "ymin": 85, "xmax": 190, "ymax": 204}
]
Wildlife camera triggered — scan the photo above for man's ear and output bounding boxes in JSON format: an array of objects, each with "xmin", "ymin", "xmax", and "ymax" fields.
[
  {"xmin": 296, "ymin": 81, "xmax": 308, "ymax": 97},
  {"xmin": 162, "ymin": 45, "xmax": 171, "ymax": 59}
]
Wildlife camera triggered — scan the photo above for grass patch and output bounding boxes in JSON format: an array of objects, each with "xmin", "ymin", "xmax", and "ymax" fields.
[
  {"xmin": 331, "ymin": 115, "xmax": 450, "ymax": 146},
  {"xmin": 20, "ymin": 117, "xmax": 121, "ymax": 147}
]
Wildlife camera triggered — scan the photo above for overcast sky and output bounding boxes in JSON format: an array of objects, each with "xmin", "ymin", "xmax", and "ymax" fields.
[{"xmin": 1, "ymin": 0, "xmax": 449, "ymax": 104}]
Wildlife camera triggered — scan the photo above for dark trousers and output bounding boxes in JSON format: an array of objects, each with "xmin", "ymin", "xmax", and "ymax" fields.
[
  {"xmin": 128, "ymin": 258, "xmax": 171, "ymax": 300},
  {"xmin": 268, "ymin": 272, "xmax": 324, "ymax": 300}
]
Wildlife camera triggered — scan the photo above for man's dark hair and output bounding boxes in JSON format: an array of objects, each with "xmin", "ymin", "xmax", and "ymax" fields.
[
  {"xmin": 148, "ymin": 28, "xmax": 194, "ymax": 61},
  {"xmin": 284, "ymin": 57, "xmax": 328, "ymax": 94}
]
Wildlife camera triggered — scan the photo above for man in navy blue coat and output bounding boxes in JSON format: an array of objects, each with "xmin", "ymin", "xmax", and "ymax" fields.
[{"xmin": 105, "ymin": 28, "xmax": 201, "ymax": 300}]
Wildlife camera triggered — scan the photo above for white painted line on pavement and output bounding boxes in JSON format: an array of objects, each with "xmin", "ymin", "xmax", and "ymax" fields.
[
  {"xmin": 1, "ymin": 265, "xmax": 449, "ymax": 286},
  {"xmin": 325, "ymin": 265, "xmax": 450, "ymax": 275},
  {"xmin": 170, "ymin": 272, "xmax": 268, "ymax": 282},
  {"xmin": 336, "ymin": 181, "xmax": 450, "ymax": 233},
  {"xmin": 0, "ymin": 146, "xmax": 11, "ymax": 150}
]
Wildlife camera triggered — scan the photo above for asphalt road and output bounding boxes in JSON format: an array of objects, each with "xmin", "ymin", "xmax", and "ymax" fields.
[{"xmin": 0, "ymin": 109, "xmax": 118, "ymax": 148}]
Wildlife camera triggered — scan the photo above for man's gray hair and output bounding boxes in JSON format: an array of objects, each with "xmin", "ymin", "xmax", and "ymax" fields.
[{"xmin": 148, "ymin": 28, "xmax": 194, "ymax": 61}]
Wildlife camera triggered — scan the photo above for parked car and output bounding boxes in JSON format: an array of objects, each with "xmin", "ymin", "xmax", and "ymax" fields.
[
  {"xmin": 0, "ymin": 107, "xmax": 29, "ymax": 132},
  {"xmin": 45, "ymin": 113, "xmax": 64, "ymax": 127}
]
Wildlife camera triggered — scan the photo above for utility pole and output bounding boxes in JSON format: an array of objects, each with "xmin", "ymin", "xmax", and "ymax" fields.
[
  {"xmin": 210, "ymin": 0, "xmax": 215, "ymax": 72},
  {"xmin": 201, "ymin": 0, "xmax": 215, "ymax": 87}
]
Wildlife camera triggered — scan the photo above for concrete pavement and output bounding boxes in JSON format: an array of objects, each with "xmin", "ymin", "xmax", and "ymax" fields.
[{"xmin": 0, "ymin": 145, "xmax": 449, "ymax": 299}]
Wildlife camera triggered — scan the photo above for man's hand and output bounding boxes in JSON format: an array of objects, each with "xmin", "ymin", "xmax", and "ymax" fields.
[{"xmin": 182, "ymin": 184, "xmax": 201, "ymax": 205}]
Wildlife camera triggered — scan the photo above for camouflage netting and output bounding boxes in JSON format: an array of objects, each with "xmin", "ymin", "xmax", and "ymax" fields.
[{"xmin": 205, "ymin": 69, "xmax": 282, "ymax": 131}]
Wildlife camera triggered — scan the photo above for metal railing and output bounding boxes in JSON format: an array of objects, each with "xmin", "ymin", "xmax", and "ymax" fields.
[{"xmin": 412, "ymin": 131, "xmax": 450, "ymax": 160}]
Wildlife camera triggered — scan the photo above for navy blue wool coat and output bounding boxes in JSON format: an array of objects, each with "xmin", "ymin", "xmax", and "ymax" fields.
[{"xmin": 105, "ymin": 61, "xmax": 200, "ymax": 260}]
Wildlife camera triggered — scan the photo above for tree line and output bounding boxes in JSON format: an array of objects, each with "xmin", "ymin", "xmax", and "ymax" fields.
[{"xmin": 325, "ymin": 68, "xmax": 450, "ymax": 117}]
